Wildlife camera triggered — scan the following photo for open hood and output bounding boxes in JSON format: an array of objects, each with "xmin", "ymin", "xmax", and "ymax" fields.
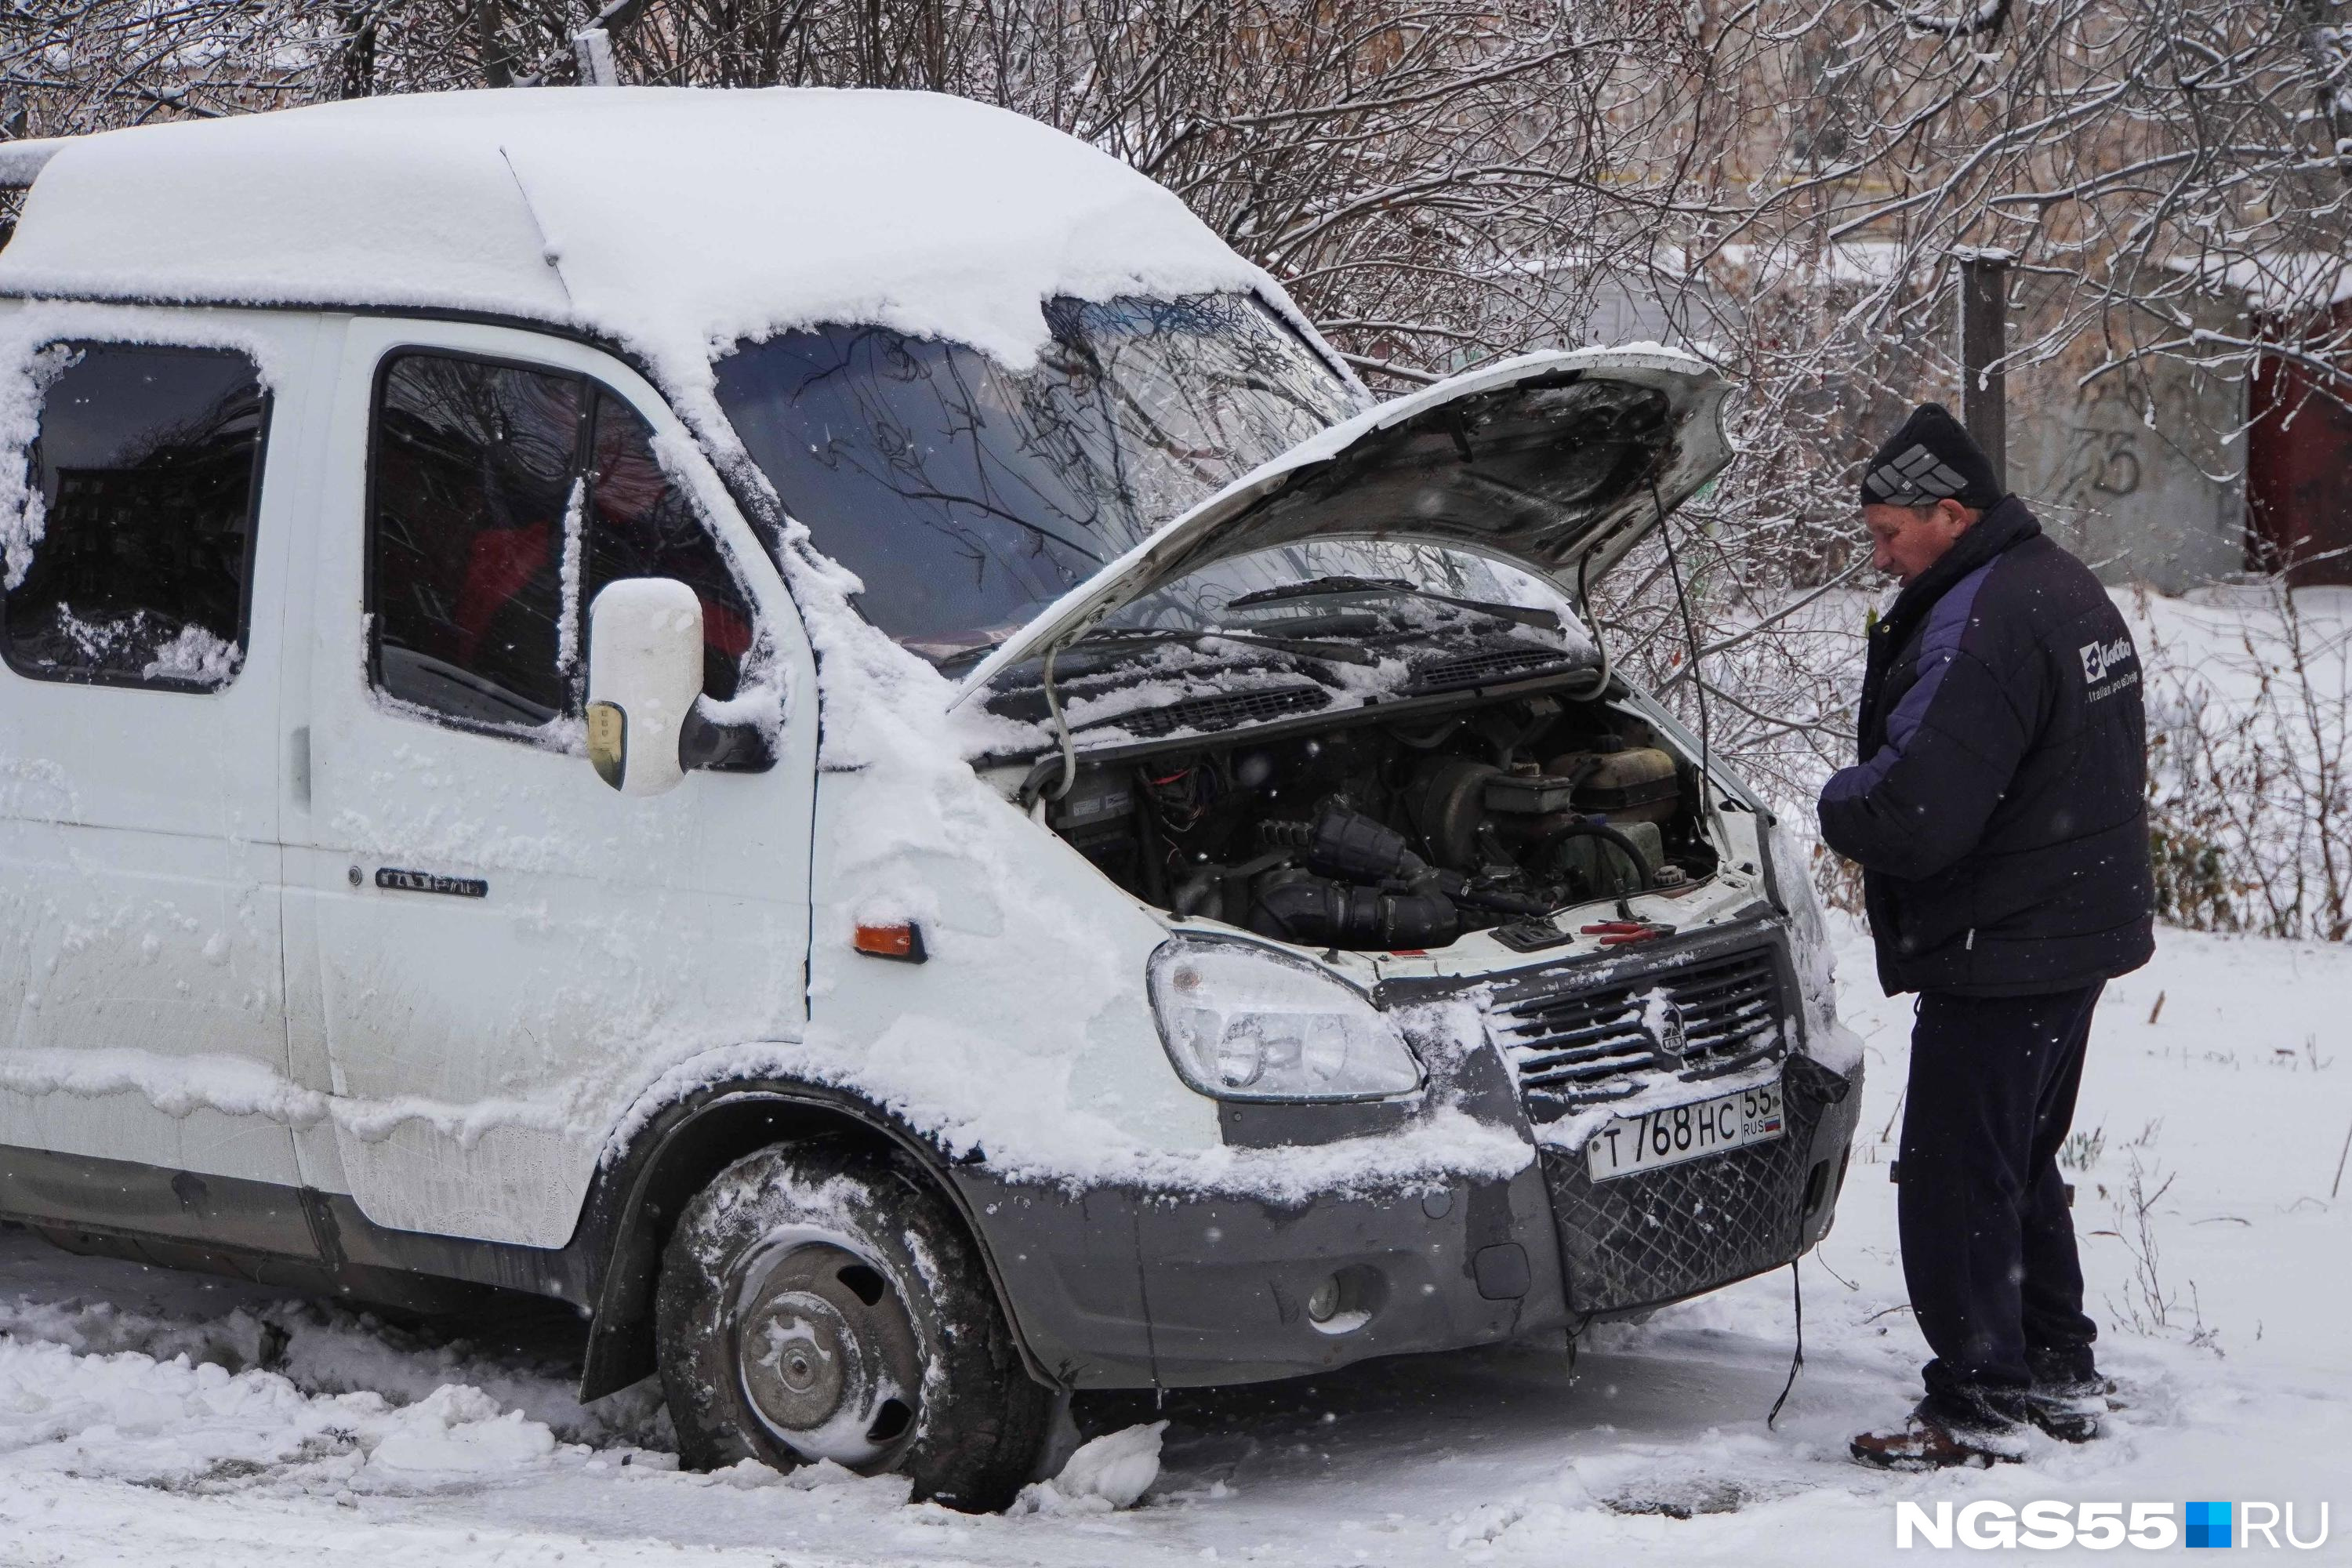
[{"xmin": 951, "ymin": 345, "xmax": 1731, "ymax": 706}]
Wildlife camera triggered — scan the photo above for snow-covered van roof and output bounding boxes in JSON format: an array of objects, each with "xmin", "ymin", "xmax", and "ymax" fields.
[{"xmin": 0, "ymin": 87, "xmax": 1280, "ymax": 386}]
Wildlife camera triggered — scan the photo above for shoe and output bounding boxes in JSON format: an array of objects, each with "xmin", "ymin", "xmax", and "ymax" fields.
[
  {"xmin": 2027, "ymin": 1348, "xmax": 2120, "ymax": 1407},
  {"xmin": 1850, "ymin": 1404, "xmax": 2028, "ymax": 1471},
  {"xmin": 2021, "ymin": 1385, "xmax": 2101, "ymax": 1443},
  {"xmin": 2033, "ymin": 1370, "xmax": 2124, "ymax": 1411}
]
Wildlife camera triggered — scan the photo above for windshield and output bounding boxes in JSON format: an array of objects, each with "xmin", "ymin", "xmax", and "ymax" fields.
[{"xmin": 713, "ymin": 292, "xmax": 1567, "ymax": 665}]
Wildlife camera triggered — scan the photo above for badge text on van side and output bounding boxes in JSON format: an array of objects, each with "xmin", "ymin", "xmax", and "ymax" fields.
[{"xmin": 375, "ymin": 867, "xmax": 489, "ymax": 898}]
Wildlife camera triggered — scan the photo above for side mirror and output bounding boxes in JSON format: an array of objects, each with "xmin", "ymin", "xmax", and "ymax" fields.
[{"xmin": 586, "ymin": 578, "xmax": 702, "ymax": 796}]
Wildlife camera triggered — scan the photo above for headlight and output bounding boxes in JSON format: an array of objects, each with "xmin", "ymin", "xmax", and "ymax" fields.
[{"xmin": 1147, "ymin": 938, "xmax": 1422, "ymax": 1102}]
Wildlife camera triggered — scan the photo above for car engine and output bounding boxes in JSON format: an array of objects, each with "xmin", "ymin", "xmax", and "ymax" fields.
[{"xmin": 1040, "ymin": 693, "xmax": 1719, "ymax": 951}]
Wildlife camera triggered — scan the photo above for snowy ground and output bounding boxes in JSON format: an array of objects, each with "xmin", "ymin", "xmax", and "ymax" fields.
[{"xmin": 1, "ymin": 919, "xmax": 2347, "ymax": 1566}]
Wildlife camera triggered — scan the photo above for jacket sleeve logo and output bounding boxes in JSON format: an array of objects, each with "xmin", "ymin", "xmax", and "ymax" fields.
[{"xmin": 2078, "ymin": 635, "xmax": 2135, "ymax": 684}]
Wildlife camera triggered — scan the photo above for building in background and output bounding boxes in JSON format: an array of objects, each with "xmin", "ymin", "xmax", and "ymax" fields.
[{"xmin": 2005, "ymin": 278, "xmax": 2249, "ymax": 594}]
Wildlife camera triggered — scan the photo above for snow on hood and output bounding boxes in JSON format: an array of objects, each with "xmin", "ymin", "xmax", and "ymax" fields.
[
  {"xmin": 952, "ymin": 344, "xmax": 1732, "ymax": 702},
  {"xmin": 0, "ymin": 87, "xmax": 1290, "ymax": 396}
]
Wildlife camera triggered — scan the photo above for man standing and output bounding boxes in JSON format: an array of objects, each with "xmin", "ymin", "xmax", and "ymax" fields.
[{"xmin": 1817, "ymin": 404, "xmax": 2154, "ymax": 1469}]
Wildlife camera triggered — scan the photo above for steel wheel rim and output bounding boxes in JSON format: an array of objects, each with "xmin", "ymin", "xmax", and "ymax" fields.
[{"xmin": 728, "ymin": 1232, "xmax": 922, "ymax": 1470}]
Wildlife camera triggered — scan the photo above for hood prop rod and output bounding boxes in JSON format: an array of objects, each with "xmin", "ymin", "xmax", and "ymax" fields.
[{"xmin": 1040, "ymin": 641, "xmax": 1079, "ymax": 804}]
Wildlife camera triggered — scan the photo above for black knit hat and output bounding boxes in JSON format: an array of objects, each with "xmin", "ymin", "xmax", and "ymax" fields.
[{"xmin": 1859, "ymin": 402, "xmax": 2004, "ymax": 510}]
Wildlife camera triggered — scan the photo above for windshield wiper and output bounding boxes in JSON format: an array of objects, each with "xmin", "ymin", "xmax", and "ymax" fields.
[
  {"xmin": 931, "ymin": 640, "xmax": 1007, "ymax": 675},
  {"xmin": 1068, "ymin": 623, "xmax": 1377, "ymax": 666},
  {"xmin": 1229, "ymin": 574, "xmax": 1563, "ymax": 633}
]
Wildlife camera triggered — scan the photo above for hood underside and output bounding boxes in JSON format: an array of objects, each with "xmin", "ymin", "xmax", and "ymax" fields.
[{"xmin": 953, "ymin": 345, "xmax": 1732, "ymax": 705}]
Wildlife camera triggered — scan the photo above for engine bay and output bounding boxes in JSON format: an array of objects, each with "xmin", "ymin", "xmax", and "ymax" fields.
[{"xmin": 1040, "ymin": 693, "xmax": 1721, "ymax": 951}]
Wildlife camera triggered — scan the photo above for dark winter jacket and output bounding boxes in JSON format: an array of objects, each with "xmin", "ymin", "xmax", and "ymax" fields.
[{"xmin": 1817, "ymin": 495, "xmax": 2155, "ymax": 996}]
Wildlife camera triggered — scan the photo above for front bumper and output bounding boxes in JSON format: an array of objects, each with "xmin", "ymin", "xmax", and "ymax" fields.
[
  {"xmin": 953, "ymin": 922, "xmax": 1862, "ymax": 1391},
  {"xmin": 952, "ymin": 1159, "xmax": 1570, "ymax": 1389},
  {"xmin": 953, "ymin": 1051, "xmax": 1860, "ymax": 1391}
]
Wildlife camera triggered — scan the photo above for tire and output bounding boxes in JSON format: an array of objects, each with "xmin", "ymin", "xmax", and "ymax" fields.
[{"xmin": 654, "ymin": 1142, "xmax": 1051, "ymax": 1512}]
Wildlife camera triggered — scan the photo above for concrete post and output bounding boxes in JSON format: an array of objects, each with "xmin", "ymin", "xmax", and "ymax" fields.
[{"xmin": 1957, "ymin": 251, "xmax": 2010, "ymax": 488}]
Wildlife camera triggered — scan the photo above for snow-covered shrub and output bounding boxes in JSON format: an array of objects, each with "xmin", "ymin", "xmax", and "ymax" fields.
[{"xmin": 2138, "ymin": 584, "xmax": 2352, "ymax": 942}]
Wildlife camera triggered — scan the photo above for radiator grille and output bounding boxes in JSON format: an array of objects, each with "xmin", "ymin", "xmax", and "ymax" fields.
[
  {"xmin": 1100, "ymin": 684, "xmax": 1330, "ymax": 738},
  {"xmin": 1491, "ymin": 947, "xmax": 1786, "ymax": 1122}
]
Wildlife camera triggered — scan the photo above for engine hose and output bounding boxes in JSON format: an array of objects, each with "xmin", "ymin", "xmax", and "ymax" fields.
[
  {"xmin": 1561, "ymin": 550, "xmax": 1612, "ymax": 700},
  {"xmin": 1388, "ymin": 717, "xmax": 1464, "ymax": 750},
  {"xmin": 1014, "ymin": 752, "xmax": 1070, "ymax": 810},
  {"xmin": 1246, "ymin": 873, "xmax": 1459, "ymax": 949},
  {"xmin": 1535, "ymin": 820, "xmax": 1653, "ymax": 893}
]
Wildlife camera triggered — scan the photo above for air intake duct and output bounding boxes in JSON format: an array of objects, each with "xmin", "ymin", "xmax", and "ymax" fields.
[{"xmin": 1243, "ymin": 868, "xmax": 1460, "ymax": 949}]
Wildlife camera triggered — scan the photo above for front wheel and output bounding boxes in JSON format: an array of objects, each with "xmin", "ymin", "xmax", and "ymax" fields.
[{"xmin": 655, "ymin": 1142, "xmax": 1051, "ymax": 1512}]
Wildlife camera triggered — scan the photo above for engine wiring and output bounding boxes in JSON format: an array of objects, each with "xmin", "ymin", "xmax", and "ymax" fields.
[{"xmin": 1144, "ymin": 762, "xmax": 1211, "ymax": 834}]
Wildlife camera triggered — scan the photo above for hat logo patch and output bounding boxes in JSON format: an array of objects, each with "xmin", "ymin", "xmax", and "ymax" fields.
[{"xmin": 1864, "ymin": 442, "xmax": 1969, "ymax": 503}]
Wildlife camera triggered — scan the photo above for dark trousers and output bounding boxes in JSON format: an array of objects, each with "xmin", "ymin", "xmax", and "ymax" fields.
[{"xmin": 1899, "ymin": 983, "xmax": 2102, "ymax": 1426}]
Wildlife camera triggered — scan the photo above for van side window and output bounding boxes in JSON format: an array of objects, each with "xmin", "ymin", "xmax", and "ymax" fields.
[
  {"xmin": 2, "ymin": 343, "xmax": 267, "ymax": 690},
  {"xmin": 368, "ymin": 353, "xmax": 755, "ymax": 736},
  {"xmin": 583, "ymin": 390, "xmax": 752, "ymax": 702},
  {"xmin": 370, "ymin": 354, "xmax": 584, "ymax": 729}
]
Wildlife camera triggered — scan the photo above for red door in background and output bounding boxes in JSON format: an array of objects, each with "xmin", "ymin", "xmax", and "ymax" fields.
[{"xmin": 2247, "ymin": 303, "xmax": 2352, "ymax": 586}]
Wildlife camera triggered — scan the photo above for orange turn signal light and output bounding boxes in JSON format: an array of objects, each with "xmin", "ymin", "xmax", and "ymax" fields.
[{"xmin": 853, "ymin": 921, "xmax": 927, "ymax": 964}]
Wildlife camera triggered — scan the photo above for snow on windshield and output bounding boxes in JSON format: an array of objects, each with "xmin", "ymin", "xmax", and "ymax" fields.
[{"xmin": 715, "ymin": 292, "xmax": 1363, "ymax": 662}]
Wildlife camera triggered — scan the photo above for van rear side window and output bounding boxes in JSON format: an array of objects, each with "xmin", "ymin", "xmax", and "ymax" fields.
[{"xmin": 1, "ymin": 343, "xmax": 267, "ymax": 690}]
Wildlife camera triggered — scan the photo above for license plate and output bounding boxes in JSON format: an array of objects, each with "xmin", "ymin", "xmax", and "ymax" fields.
[{"xmin": 1584, "ymin": 1079, "xmax": 1784, "ymax": 1181}]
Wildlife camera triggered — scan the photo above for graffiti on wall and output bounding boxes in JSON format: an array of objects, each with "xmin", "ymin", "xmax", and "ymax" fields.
[{"xmin": 2017, "ymin": 370, "xmax": 2242, "ymax": 591}]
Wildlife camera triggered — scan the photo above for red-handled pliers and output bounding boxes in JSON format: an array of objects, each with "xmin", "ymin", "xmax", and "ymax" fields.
[{"xmin": 1579, "ymin": 920, "xmax": 1678, "ymax": 946}]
